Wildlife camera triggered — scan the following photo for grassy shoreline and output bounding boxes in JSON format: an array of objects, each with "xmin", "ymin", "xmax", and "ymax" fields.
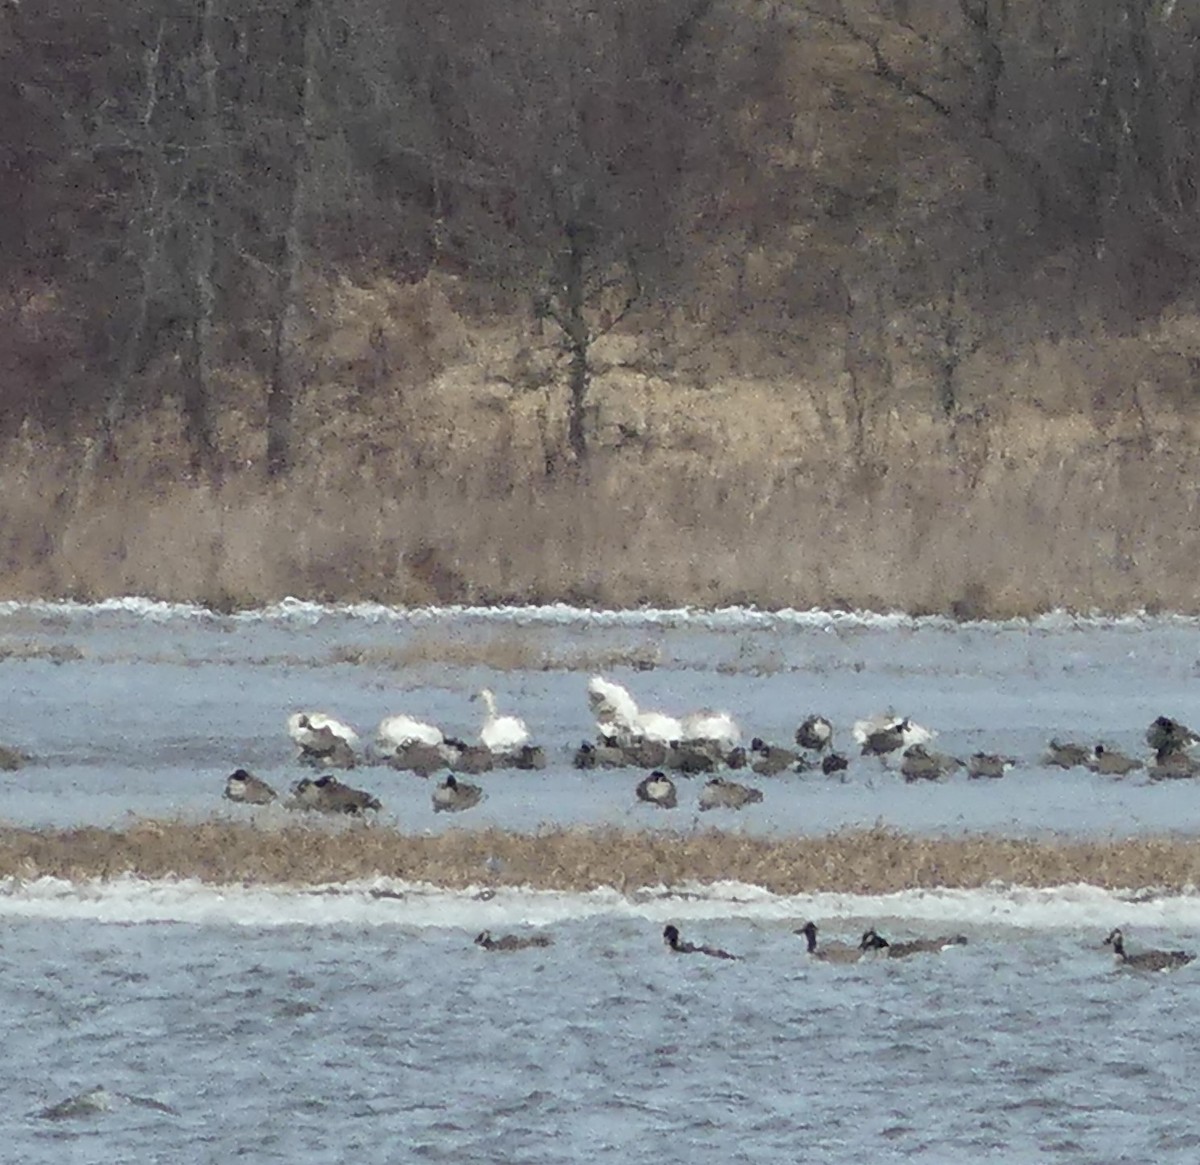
[{"xmin": 3, "ymin": 821, "xmax": 1199, "ymax": 893}]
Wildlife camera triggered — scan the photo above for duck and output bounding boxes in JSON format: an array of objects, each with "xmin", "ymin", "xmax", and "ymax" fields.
[
  {"xmin": 1088, "ymin": 744, "xmax": 1142, "ymax": 776},
  {"xmin": 680, "ymin": 709, "xmax": 741, "ymax": 751},
  {"xmin": 432, "ymin": 774, "xmax": 483, "ymax": 813},
  {"xmin": 859, "ymin": 928, "xmax": 968, "ymax": 958},
  {"xmin": 698, "ymin": 776, "xmax": 763, "ymax": 811},
  {"xmin": 900, "ymin": 744, "xmax": 963, "ymax": 782},
  {"xmin": 472, "ymin": 689, "xmax": 530, "ymax": 753},
  {"xmin": 967, "ymin": 753, "xmax": 1016, "ymax": 779},
  {"xmin": 1104, "ymin": 927, "xmax": 1194, "ymax": 972},
  {"xmin": 1044, "ymin": 739, "xmax": 1090, "ymax": 768},
  {"xmin": 636, "ymin": 770, "xmax": 678, "ymax": 809},
  {"xmin": 475, "ymin": 930, "xmax": 553, "ymax": 951},
  {"xmin": 749, "ymin": 738, "xmax": 799, "ymax": 776},
  {"xmin": 662, "ymin": 923, "xmax": 738, "ymax": 960},
  {"xmin": 290, "ymin": 774, "xmax": 381, "ymax": 815},
  {"xmin": 376, "ymin": 713, "xmax": 445, "ymax": 756},
  {"xmin": 223, "ymin": 769, "xmax": 277, "ymax": 805},
  {"xmin": 796, "ymin": 920, "xmax": 862, "ymax": 964},
  {"xmin": 1145, "ymin": 716, "xmax": 1199, "ymax": 758},
  {"xmin": 795, "ymin": 715, "xmax": 834, "ymax": 753}
]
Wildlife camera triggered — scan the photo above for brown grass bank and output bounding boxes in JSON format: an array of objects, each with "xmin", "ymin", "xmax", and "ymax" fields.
[{"xmin": 4, "ymin": 821, "xmax": 1200, "ymax": 894}]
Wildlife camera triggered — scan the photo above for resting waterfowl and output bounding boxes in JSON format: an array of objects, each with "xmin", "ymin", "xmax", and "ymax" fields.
[
  {"xmin": 288, "ymin": 712, "xmax": 359, "ymax": 768},
  {"xmin": 900, "ymin": 744, "xmax": 963, "ymax": 782},
  {"xmin": 223, "ymin": 769, "xmax": 277, "ymax": 805},
  {"xmin": 509, "ymin": 744, "xmax": 547, "ymax": 770},
  {"xmin": 472, "ymin": 689, "xmax": 530, "ymax": 753},
  {"xmin": 390, "ymin": 741, "xmax": 452, "ymax": 777},
  {"xmin": 860, "ymin": 928, "xmax": 968, "ymax": 958},
  {"xmin": 0, "ymin": 743, "xmax": 23, "ymax": 771},
  {"xmin": 1088, "ymin": 744, "xmax": 1142, "ymax": 776},
  {"xmin": 662, "ymin": 923, "xmax": 738, "ymax": 960},
  {"xmin": 796, "ymin": 920, "xmax": 862, "ymax": 964},
  {"xmin": 291, "ymin": 774, "xmax": 381, "ymax": 815},
  {"xmin": 967, "ymin": 753, "xmax": 1015, "ymax": 779},
  {"xmin": 855, "ymin": 714, "xmax": 936, "ymax": 755},
  {"xmin": 1104, "ymin": 928, "xmax": 1194, "ymax": 972},
  {"xmin": 749, "ymin": 738, "xmax": 798, "ymax": 776},
  {"xmin": 475, "ymin": 930, "xmax": 553, "ymax": 951},
  {"xmin": 667, "ymin": 740, "xmax": 724, "ymax": 774},
  {"xmin": 680, "ymin": 709, "xmax": 741, "ymax": 751},
  {"xmin": 636, "ymin": 770, "xmax": 678, "ymax": 809},
  {"xmin": 587, "ymin": 676, "xmax": 641, "ymax": 742},
  {"xmin": 636, "ymin": 708, "xmax": 686, "ymax": 746},
  {"xmin": 1145, "ymin": 716, "xmax": 1199, "ymax": 758},
  {"xmin": 452, "ymin": 744, "xmax": 496, "ymax": 775},
  {"xmin": 1044, "ymin": 739, "xmax": 1090, "ymax": 768},
  {"xmin": 822, "ymin": 751, "xmax": 849, "ymax": 776},
  {"xmin": 795, "ymin": 715, "xmax": 834, "ymax": 753},
  {"xmin": 1148, "ymin": 750, "xmax": 1200, "ymax": 780},
  {"xmin": 376, "ymin": 712, "xmax": 444, "ymax": 755},
  {"xmin": 626, "ymin": 738, "xmax": 670, "ymax": 769},
  {"xmin": 698, "ymin": 776, "xmax": 763, "ymax": 811},
  {"xmin": 573, "ymin": 740, "xmax": 628, "ymax": 769},
  {"xmin": 432, "ymin": 774, "xmax": 483, "ymax": 813}
]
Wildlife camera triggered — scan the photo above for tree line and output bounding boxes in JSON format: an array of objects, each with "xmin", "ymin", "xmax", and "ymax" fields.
[{"xmin": 3, "ymin": 0, "xmax": 1199, "ymax": 478}]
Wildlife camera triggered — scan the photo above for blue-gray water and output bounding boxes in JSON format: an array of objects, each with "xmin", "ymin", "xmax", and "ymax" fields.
[{"xmin": 3, "ymin": 600, "xmax": 1200, "ymax": 1161}]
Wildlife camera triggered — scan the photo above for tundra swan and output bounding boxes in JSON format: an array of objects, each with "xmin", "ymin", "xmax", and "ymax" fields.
[
  {"xmin": 587, "ymin": 676, "xmax": 640, "ymax": 738},
  {"xmin": 472, "ymin": 688, "xmax": 530, "ymax": 752},
  {"xmin": 680, "ymin": 709, "xmax": 741, "ymax": 750},
  {"xmin": 377, "ymin": 713, "xmax": 444, "ymax": 753},
  {"xmin": 287, "ymin": 712, "xmax": 360, "ymax": 751}
]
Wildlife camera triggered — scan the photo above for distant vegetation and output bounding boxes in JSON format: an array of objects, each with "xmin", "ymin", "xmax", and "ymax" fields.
[{"xmin": 4, "ymin": 0, "xmax": 1200, "ymax": 612}]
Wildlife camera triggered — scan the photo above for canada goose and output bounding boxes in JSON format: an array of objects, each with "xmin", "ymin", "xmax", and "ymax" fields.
[
  {"xmin": 698, "ymin": 776, "xmax": 763, "ymax": 811},
  {"xmin": 662, "ymin": 923, "xmax": 738, "ymax": 960},
  {"xmin": 452, "ymin": 744, "xmax": 497, "ymax": 775},
  {"xmin": 1044, "ymin": 739, "xmax": 1090, "ymax": 768},
  {"xmin": 223, "ymin": 769, "xmax": 277, "ymax": 805},
  {"xmin": 1145, "ymin": 716, "xmax": 1199, "ymax": 757},
  {"xmin": 967, "ymin": 753, "xmax": 1015, "ymax": 779},
  {"xmin": 573, "ymin": 740, "xmax": 627, "ymax": 769},
  {"xmin": 475, "ymin": 930, "xmax": 553, "ymax": 951},
  {"xmin": 626, "ymin": 738, "xmax": 670, "ymax": 769},
  {"xmin": 1088, "ymin": 744, "xmax": 1143, "ymax": 776},
  {"xmin": 667, "ymin": 740, "xmax": 724, "ymax": 774},
  {"xmin": 389, "ymin": 741, "xmax": 451, "ymax": 777},
  {"xmin": 291, "ymin": 774, "xmax": 381, "ymax": 815},
  {"xmin": 680, "ymin": 709, "xmax": 741, "ymax": 751},
  {"xmin": 508, "ymin": 743, "xmax": 547, "ymax": 770},
  {"xmin": 855, "ymin": 714, "xmax": 936, "ymax": 755},
  {"xmin": 796, "ymin": 920, "xmax": 862, "ymax": 964},
  {"xmin": 900, "ymin": 744, "xmax": 963, "ymax": 782},
  {"xmin": 288, "ymin": 713, "xmax": 359, "ymax": 768},
  {"xmin": 376, "ymin": 712, "xmax": 444, "ymax": 754},
  {"xmin": 725, "ymin": 746, "xmax": 749, "ymax": 770},
  {"xmin": 1104, "ymin": 928, "xmax": 1194, "ymax": 972},
  {"xmin": 749, "ymin": 738, "xmax": 798, "ymax": 776},
  {"xmin": 37, "ymin": 1085, "xmax": 179, "ymax": 1120},
  {"xmin": 1148, "ymin": 750, "xmax": 1200, "ymax": 780},
  {"xmin": 636, "ymin": 770, "xmax": 678, "ymax": 808},
  {"xmin": 822, "ymin": 751, "xmax": 850, "ymax": 776},
  {"xmin": 432, "ymin": 774, "xmax": 483, "ymax": 813},
  {"xmin": 472, "ymin": 689, "xmax": 530, "ymax": 753},
  {"xmin": 796, "ymin": 715, "xmax": 834, "ymax": 753},
  {"xmin": 860, "ymin": 928, "xmax": 968, "ymax": 958}
]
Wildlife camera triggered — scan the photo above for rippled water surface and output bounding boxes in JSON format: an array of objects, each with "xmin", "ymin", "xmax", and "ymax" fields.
[{"xmin": 4, "ymin": 600, "xmax": 1200, "ymax": 1160}]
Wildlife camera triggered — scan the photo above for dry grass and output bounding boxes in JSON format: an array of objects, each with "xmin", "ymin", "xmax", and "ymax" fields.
[
  {"xmin": 5, "ymin": 277, "xmax": 1200, "ymax": 615},
  {"xmin": 3, "ymin": 821, "xmax": 1200, "ymax": 893}
]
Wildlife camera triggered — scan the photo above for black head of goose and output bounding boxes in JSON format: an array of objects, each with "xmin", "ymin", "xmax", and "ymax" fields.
[
  {"xmin": 860, "ymin": 928, "xmax": 967, "ymax": 958},
  {"xmin": 662, "ymin": 923, "xmax": 738, "ymax": 960},
  {"xmin": 292, "ymin": 774, "xmax": 381, "ymax": 815},
  {"xmin": 1088, "ymin": 745, "xmax": 1142, "ymax": 776},
  {"xmin": 432, "ymin": 773, "xmax": 483, "ymax": 813},
  {"xmin": 636, "ymin": 770, "xmax": 678, "ymax": 809},
  {"xmin": 1145, "ymin": 716, "xmax": 1200, "ymax": 758},
  {"xmin": 1103, "ymin": 928, "xmax": 1194, "ymax": 972},
  {"xmin": 224, "ymin": 769, "xmax": 277, "ymax": 805}
]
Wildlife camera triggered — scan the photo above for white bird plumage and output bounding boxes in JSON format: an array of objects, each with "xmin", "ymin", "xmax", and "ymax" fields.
[
  {"xmin": 852, "ymin": 713, "xmax": 935, "ymax": 749},
  {"xmin": 473, "ymin": 688, "xmax": 530, "ymax": 752},
  {"xmin": 587, "ymin": 676, "xmax": 640, "ymax": 740},
  {"xmin": 376, "ymin": 713, "xmax": 444, "ymax": 753},
  {"xmin": 680, "ymin": 709, "xmax": 741, "ymax": 750},
  {"xmin": 287, "ymin": 711, "xmax": 360, "ymax": 750}
]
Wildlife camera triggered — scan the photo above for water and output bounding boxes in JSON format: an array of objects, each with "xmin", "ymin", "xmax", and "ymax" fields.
[{"xmin": 4, "ymin": 600, "xmax": 1200, "ymax": 1160}]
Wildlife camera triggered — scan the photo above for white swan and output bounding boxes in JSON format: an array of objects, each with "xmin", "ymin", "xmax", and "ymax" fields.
[
  {"xmin": 851, "ymin": 713, "xmax": 935, "ymax": 749},
  {"xmin": 634, "ymin": 708, "xmax": 685, "ymax": 745},
  {"xmin": 680, "ymin": 709, "xmax": 741, "ymax": 750},
  {"xmin": 587, "ymin": 676, "xmax": 640, "ymax": 738},
  {"xmin": 287, "ymin": 711, "xmax": 360, "ymax": 750},
  {"xmin": 376, "ymin": 713, "xmax": 444, "ymax": 753},
  {"xmin": 473, "ymin": 688, "xmax": 530, "ymax": 752}
]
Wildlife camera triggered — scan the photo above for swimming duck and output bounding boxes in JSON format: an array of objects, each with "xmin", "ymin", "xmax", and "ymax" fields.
[
  {"xmin": 291, "ymin": 774, "xmax": 381, "ymax": 815},
  {"xmin": 223, "ymin": 769, "xmax": 277, "ymax": 805},
  {"xmin": 1044, "ymin": 739, "xmax": 1090, "ymax": 768},
  {"xmin": 967, "ymin": 753, "xmax": 1016, "ymax": 779},
  {"xmin": 432, "ymin": 774, "xmax": 483, "ymax": 813},
  {"xmin": 860, "ymin": 928, "xmax": 968, "ymax": 958},
  {"xmin": 796, "ymin": 920, "xmax": 862, "ymax": 964},
  {"xmin": 795, "ymin": 715, "xmax": 834, "ymax": 753},
  {"xmin": 472, "ymin": 689, "xmax": 530, "ymax": 753},
  {"xmin": 697, "ymin": 776, "xmax": 764, "ymax": 811},
  {"xmin": 1088, "ymin": 745, "xmax": 1142, "ymax": 776},
  {"xmin": 636, "ymin": 770, "xmax": 678, "ymax": 809},
  {"xmin": 1104, "ymin": 928, "xmax": 1194, "ymax": 972},
  {"xmin": 662, "ymin": 923, "xmax": 738, "ymax": 960},
  {"xmin": 900, "ymin": 744, "xmax": 963, "ymax": 782},
  {"xmin": 475, "ymin": 930, "xmax": 553, "ymax": 951}
]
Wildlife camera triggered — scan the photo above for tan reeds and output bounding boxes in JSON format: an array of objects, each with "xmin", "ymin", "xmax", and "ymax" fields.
[{"xmin": 1, "ymin": 821, "xmax": 1199, "ymax": 892}]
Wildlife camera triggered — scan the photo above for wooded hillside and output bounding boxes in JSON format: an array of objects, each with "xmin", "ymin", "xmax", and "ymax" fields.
[{"xmin": 3, "ymin": 0, "xmax": 1200, "ymax": 613}]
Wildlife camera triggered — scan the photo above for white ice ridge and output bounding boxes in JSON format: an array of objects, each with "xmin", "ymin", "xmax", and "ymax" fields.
[
  {"xmin": 0, "ymin": 595, "xmax": 1194, "ymax": 632},
  {"xmin": 0, "ymin": 875, "xmax": 1198, "ymax": 932}
]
